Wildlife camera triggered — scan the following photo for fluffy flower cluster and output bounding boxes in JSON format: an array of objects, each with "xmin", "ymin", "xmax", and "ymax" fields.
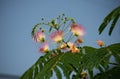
[
  {"xmin": 32, "ymin": 15, "xmax": 104, "ymax": 54},
  {"xmin": 33, "ymin": 23, "xmax": 85, "ymax": 54},
  {"xmin": 50, "ymin": 30, "xmax": 64, "ymax": 43},
  {"xmin": 70, "ymin": 24, "xmax": 85, "ymax": 36}
]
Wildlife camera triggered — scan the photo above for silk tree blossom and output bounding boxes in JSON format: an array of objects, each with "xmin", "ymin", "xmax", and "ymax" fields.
[
  {"xmin": 70, "ymin": 23, "xmax": 85, "ymax": 36},
  {"xmin": 33, "ymin": 31, "xmax": 45, "ymax": 43},
  {"xmin": 67, "ymin": 42, "xmax": 80, "ymax": 54},
  {"xmin": 39, "ymin": 42, "xmax": 49, "ymax": 53},
  {"xmin": 50, "ymin": 30, "xmax": 64, "ymax": 43},
  {"xmin": 96, "ymin": 40, "xmax": 105, "ymax": 47}
]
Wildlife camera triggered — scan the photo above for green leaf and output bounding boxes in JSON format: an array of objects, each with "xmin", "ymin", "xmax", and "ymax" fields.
[
  {"xmin": 20, "ymin": 43, "xmax": 120, "ymax": 79},
  {"xmin": 60, "ymin": 52, "xmax": 81, "ymax": 73},
  {"xmin": 20, "ymin": 67, "xmax": 33, "ymax": 79},
  {"xmin": 97, "ymin": 65, "xmax": 104, "ymax": 72},
  {"xmin": 82, "ymin": 46, "xmax": 111, "ymax": 70},
  {"xmin": 88, "ymin": 69, "xmax": 93, "ymax": 79},
  {"xmin": 33, "ymin": 66, "xmax": 38, "ymax": 79},
  {"xmin": 44, "ymin": 71, "xmax": 53, "ymax": 79},
  {"xmin": 20, "ymin": 51, "xmax": 53, "ymax": 79},
  {"xmin": 112, "ymin": 54, "xmax": 120, "ymax": 64},
  {"xmin": 57, "ymin": 63, "xmax": 70, "ymax": 79},
  {"xmin": 109, "ymin": 14, "xmax": 120, "ymax": 35},
  {"xmin": 54, "ymin": 66, "xmax": 62, "ymax": 79},
  {"xmin": 94, "ymin": 66, "xmax": 120, "ymax": 79},
  {"xmin": 98, "ymin": 6, "xmax": 120, "ymax": 35},
  {"xmin": 107, "ymin": 43, "xmax": 120, "ymax": 64},
  {"xmin": 107, "ymin": 43, "xmax": 120, "ymax": 54},
  {"xmin": 35, "ymin": 53, "xmax": 63, "ymax": 79},
  {"xmin": 98, "ymin": 9, "xmax": 115, "ymax": 34}
]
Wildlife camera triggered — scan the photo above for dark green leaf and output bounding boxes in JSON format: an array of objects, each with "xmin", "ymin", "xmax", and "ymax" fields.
[
  {"xmin": 44, "ymin": 71, "xmax": 53, "ymax": 79},
  {"xmin": 98, "ymin": 6, "xmax": 120, "ymax": 35},
  {"xmin": 88, "ymin": 70, "xmax": 93, "ymax": 79},
  {"xmin": 57, "ymin": 63, "xmax": 70, "ymax": 79},
  {"xmin": 94, "ymin": 66, "xmax": 120, "ymax": 79},
  {"xmin": 82, "ymin": 46, "xmax": 111, "ymax": 70},
  {"xmin": 109, "ymin": 13, "xmax": 120, "ymax": 35},
  {"xmin": 35, "ymin": 53, "xmax": 63, "ymax": 79},
  {"xmin": 60, "ymin": 52, "xmax": 80, "ymax": 72},
  {"xmin": 20, "ymin": 67, "xmax": 33, "ymax": 79},
  {"xmin": 33, "ymin": 66, "xmax": 38, "ymax": 79},
  {"xmin": 107, "ymin": 43, "xmax": 120, "ymax": 64},
  {"xmin": 54, "ymin": 66, "xmax": 62, "ymax": 79}
]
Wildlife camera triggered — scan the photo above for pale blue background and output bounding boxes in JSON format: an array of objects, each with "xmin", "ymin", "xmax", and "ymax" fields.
[{"xmin": 0, "ymin": 0, "xmax": 120, "ymax": 77}]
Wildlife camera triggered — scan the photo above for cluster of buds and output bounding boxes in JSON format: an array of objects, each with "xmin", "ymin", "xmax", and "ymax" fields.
[{"xmin": 32, "ymin": 14, "xmax": 105, "ymax": 54}]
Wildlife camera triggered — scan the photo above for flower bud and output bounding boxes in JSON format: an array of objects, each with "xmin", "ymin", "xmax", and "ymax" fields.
[
  {"xmin": 75, "ymin": 37, "xmax": 84, "ymax": 44},
  {"xmin": 96, "ymin": 40, "xmax": 105, "ymax": 47}
]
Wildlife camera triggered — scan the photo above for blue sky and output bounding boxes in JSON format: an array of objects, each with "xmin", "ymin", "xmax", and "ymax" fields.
[{"xmin": 0, "ymin": 0, "xmax": 120, "ymax": 77}]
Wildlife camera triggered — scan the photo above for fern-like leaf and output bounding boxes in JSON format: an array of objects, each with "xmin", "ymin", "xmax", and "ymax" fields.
[
  {"xmin": 35, "ymin": 53, "xmax": 63, "ymax": 79},
  {"xmin": 54, "ymin": 66, "xmax": 62, "ymax": 79},
  {"xmin": 107, "ymin": 43, "xmax": 120, "ymax": 64},
  {"xmin": 57, "ymin": 63, "xmax": 70, "ymax": 79},
  {"xmin": 81, "ymin": 46, "xmax": 111, "ymax": 70},
  {"xmin": 94, "ymin": 65, "xmax": 120, "ymax": 79},
  {"xmin": 98, "ymin": 6, "xmax": 120, "ymax": 35}
]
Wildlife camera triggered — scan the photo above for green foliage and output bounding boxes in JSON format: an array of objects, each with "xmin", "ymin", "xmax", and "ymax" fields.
[
  {"xmin": 94, "ymin": 65, "xmax": 120, "ymax": 79},
  {"xmin": 20, "ymin": 43, "xmax": 120, "ymax": 79},
  {"xmin": 98, "ymin": 6, "xmax": 120, "ymax": 35},
  {"xmin": 21, "ymin": 6, "xmax": 120, "ymax": 79}
]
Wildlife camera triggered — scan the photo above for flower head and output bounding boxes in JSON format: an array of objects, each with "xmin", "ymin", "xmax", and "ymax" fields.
[
  {"xmin": 39, "ymin": 42, "xmax": 49, "ymax": 53},
  {"xmin": 70, "ymin": 23, "xmax": 85, "ymax": 36},
  {"xmin": 50, "ymin": 30, "xmax": 63, "ymax": 43},
  {"xmin": 67, "ymin": 42, "xmax": 80, "ymax": 54},
  {"xmin": 96, "ymin": 40, "xmax": 105, "ymax": 47},
  {"xmin": 33, "ymin": 31, "xmax": 45, "ymax": 43}
]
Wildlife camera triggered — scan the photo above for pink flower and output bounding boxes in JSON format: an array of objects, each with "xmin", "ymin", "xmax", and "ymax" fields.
[
  {"xmin": 70, "ymin": 23, "xmax": 85, "ymax": 36},
  {"xmin": 39, "ymin": 42, "xmax": 49, "ymax": 53},
  {"xmin": 50, "ymin": 30, "xmax": 63, "ymax": 43},
  {"xmin": 33, "ymin": 31, "xmax": 45, "ymax": 43},
  {"xmin": 96, "ymin": 40, "xmax": 105, "ymax": 47}
]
